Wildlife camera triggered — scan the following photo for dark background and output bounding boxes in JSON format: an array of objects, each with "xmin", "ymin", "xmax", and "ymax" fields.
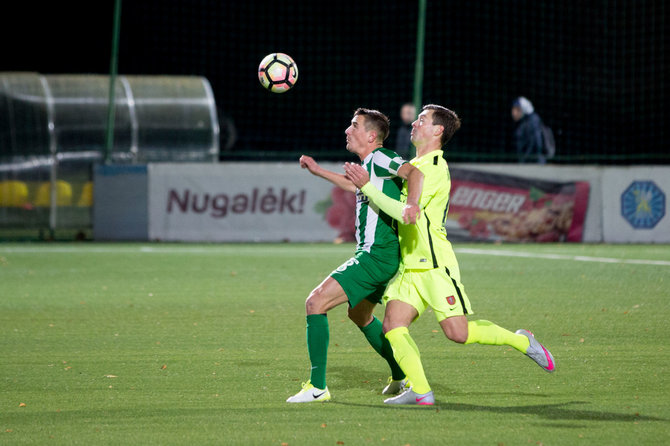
[{"xmin": 3, "ymin": 0, "xmax": 668, "ymax": 163}]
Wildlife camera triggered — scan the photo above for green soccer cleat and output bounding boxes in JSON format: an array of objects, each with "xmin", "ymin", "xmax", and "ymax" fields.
[
  {"xmin": 383, "ymin": 387, "xmax": 434, "ymax": 405},
  {"xmin": 516, "ymin": 329, "xmax": 555, "ymax": 372},
  {"xmin": 382, "ymin": 377, "xmax": 411, "ymax": 395},
  {"xmin": 286, "ymin": 381, "xmax": 331, "ymax": 403}
]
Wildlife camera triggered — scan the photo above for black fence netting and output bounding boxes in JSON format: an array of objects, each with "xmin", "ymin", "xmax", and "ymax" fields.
[{"xmin": 4, "ymin": 0, "xmax": 669, "ymax": 164}]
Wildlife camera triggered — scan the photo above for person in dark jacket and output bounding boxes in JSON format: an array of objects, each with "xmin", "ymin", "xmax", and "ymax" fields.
[
  {"xmin": 511, "ymin": 97, "xmax": 545, "ymax": 164},
  {"xmin": 395, "ymin": 102, "xmax": 416, "ymax": 159}
]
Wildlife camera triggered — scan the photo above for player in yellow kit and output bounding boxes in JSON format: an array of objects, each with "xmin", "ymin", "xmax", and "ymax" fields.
[{"xmin": 344, "ymin": 104, "xmax": 555, "ymax": 405}]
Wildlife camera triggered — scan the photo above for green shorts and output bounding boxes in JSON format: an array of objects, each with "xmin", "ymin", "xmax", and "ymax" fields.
[
  {"xmin": 384, "ymin": 265, "xmax": 474, "ymax": 322},
  {"xmin": 330, "ymin": 250, "xmax": 400, "ymax": 308}
]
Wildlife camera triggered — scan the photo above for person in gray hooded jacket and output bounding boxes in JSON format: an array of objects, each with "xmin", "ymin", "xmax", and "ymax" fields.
[{"xmin": 511, "ymin": 96, "xmax": 545, "ymax": 164}]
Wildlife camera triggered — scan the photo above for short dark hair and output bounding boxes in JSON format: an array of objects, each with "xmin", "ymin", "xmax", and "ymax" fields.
[
  {"xmin": 422, "ymin": 104, "xmax": 461, "ymax": 146},
  {"xmin": 354, "ymin": 108, "xmax": 390, "ymax": 142}
]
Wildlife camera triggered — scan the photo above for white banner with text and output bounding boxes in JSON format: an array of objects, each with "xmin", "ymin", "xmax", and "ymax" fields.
[{"xmin": 148, "ymin": 163, "xmax": 344, "ymax": 242}]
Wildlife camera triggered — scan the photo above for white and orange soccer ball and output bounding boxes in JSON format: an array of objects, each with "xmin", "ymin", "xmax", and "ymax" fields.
[{"xmin": 257, "ymin": 53, "xmax": 298, "ymax": 93}]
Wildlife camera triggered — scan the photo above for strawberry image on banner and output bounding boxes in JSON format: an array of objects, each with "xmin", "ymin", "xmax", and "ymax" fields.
[{"xmin": 314, "ymin": 187, "xmax": 357, "ymax": 243}]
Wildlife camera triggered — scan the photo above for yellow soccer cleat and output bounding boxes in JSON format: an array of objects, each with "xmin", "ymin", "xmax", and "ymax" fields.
[
  {"xmin": 286, "ymin": 381, "xmax": 331, "ymax": 403},
  {"xmin": 381, "ymin": 376, "xmax": 411, "ymax": 395}
]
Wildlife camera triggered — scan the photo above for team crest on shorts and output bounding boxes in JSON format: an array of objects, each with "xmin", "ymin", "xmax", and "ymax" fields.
[{"xmin": 446, "ymin": 295, "xmax": 456, "ymax": 305}]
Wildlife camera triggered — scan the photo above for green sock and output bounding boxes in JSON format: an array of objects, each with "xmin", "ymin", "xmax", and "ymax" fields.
[
  {"xmin": 359, "ymin": 316, "xmax": 405, "ymax": 380},
  {"xmin": 306, "ymin": 314, "xmax": 329, "ymax": 389},
  {"xmin": 385, "ymin": 327, "xmax": 431, "ymax": 394},
  {"xmin": 465, "ymin": 320, "xmax": 530, "ymax": 353}
]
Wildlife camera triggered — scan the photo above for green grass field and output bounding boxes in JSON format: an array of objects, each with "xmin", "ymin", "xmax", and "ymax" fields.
[{"xmin": 1, "ymin": 242, "xmax": 669, "ymax": 445}]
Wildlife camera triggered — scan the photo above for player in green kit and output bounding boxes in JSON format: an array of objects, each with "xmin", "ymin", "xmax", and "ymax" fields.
[
  {"xmin": 344, "ymin": 104, "xmax": 555, "ymax": 405},
  {"xmin": 286, "ymin": 108, "xmax": 424, "ymax": 403}
]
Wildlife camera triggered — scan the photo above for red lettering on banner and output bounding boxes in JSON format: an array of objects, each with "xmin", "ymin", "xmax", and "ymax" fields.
[
  {"xmin": 191, "ymin": 194, "xmax": 209, "ymax": 213},
  {"xmin": 260, "ymin": 188, "xmax": 277, "ymax": 213},
  {"xmin": 232, "ymin": 194, "xmax": 248, "ymax": 213},
  {"xmin": 167, "ymin": 189, "xmax": 189, "ymax": 213},
  {"xmin": 211, "ymin": 194, "xmax": 229, "ymax": 217},
  {"xmin": 166, "ymin": 188, "xmax": 306, "ymax": 219}
]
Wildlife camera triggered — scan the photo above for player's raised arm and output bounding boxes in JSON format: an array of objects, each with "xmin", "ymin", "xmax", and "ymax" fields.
[
  {"xmin": 300, "ymin": 155, "xmax": 356, "ymax": 192},
  {"xmin": 397, "ymin": 163, "xmax": 423, "ymax": 224},
  {"xmin": 344, "ymin": 162, "xmax": 423, "ymax": 224}
]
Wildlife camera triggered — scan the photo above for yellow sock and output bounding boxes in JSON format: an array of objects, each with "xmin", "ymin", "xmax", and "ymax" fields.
[
  {"xmin": 465, "ymin": 320, "xmax": 530, "ymax": 353},
  {"xmin": 385, "ymin": 327, "xmax": 431, "ymax": 394}
]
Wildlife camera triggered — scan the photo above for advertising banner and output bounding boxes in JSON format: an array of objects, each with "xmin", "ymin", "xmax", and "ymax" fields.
[
  {"xmin": 148, "ymin": 163, "xmax": 345, "ymax": 242},
  {"xmin": 147, "ymin": 163, "xmax": 591, "ymax": 244},
  {"xmin": 447, "ymin": 168, "xmax": 590, "ymax": 242},
  {"xmin": 602, "ymin": 167, "xmax": 669, "ymax": 243}
]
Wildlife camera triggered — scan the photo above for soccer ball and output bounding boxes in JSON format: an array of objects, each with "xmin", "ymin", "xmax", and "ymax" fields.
[{"xmin": 258, "ymin": 53, "xmax": 298, "ymax": 93}]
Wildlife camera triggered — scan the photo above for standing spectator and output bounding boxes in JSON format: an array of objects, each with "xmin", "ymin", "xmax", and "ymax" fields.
[
  {"xmin": 511, "ymin": 97, "xmax": 545, "ymax": 164},
  {"xmin": 395, "ymin": 102, "xmax": 416, "ymax": 159}
]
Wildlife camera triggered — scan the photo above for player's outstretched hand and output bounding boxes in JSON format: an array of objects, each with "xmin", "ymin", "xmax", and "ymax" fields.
[
  {"xmin": 402, "ymin": 202, "xmax": 421, "ymax": 224},
  {"xmin": 343, "ymin": 162, "xmax": 369, "ymax": 188},
  {"xmin": 300, "ymin": 155, "xmax": 320, "ymax": 175}
]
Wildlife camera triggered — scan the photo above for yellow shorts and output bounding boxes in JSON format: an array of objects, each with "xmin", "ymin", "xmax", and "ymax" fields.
[{"xmin": 384, "ymin": 265, "xmax": 474, "ymax": 322}]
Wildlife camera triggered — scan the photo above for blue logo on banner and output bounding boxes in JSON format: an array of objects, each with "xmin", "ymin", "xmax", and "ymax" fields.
[{"xmin": 621, "ymin": 181, "xmax": 665, "ymax": 229}]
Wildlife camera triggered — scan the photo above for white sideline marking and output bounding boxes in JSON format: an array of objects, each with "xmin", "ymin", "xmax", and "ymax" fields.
[
  {"xmin": 454, "ymin": 248, "xmax": 670, "ymax": 267},
  {"xmin": 0, "ymin": 245, "xmax": 349, "ymax": 256},
  {"xmin": 2, "ymin": 244, "xmax": 669, "ymax": 266}
]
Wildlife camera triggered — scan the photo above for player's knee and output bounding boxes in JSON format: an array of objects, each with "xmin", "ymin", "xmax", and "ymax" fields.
[
  {"xmin": 449, "ymin": 333, "xmax": 468, "ymax": 344},
  {"xmin": 441, "ymin": 316, "xmax": 469, "ymax": 344},
  {"xmin": 445, "ymin": 328, "xmax": 468, "ymax": 344},
  {"xmin": 346, "ymin": 307, "xmax": 360, "ymax": 325},
  {"xmin": 347, "ymin": 306, "xmax": 370, "ymax": 327},
  {"xmin": 305, "ymin": 295, "xmax": 318, "ymax": 314},
  {"xmin": 381, "ymin": 318, "xmax": 395, "ymax": 335},
  {"xmin": 305, "ymin": 289, "xmax": 326, "ymax": 314}
]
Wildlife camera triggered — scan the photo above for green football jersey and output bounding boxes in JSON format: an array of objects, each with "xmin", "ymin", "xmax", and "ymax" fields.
[{"xmin": 355, "ymin": 148, "xmax": 406, "ymax": 256}]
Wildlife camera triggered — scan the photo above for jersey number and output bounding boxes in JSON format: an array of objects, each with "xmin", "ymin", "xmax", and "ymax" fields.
[{"xmin": 336, "ymin": 258, "xmax": 360, "ymax": 272}]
